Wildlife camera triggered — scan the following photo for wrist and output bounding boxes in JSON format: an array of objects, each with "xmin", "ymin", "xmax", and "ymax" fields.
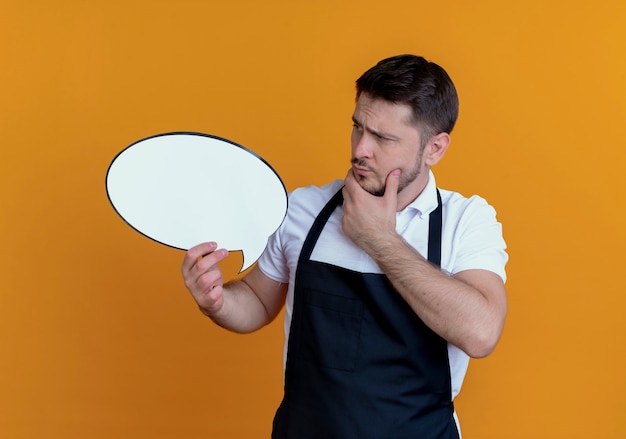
[{"xmin": 362, "ymin": 231, "xmax": 402, "ymax": 259}]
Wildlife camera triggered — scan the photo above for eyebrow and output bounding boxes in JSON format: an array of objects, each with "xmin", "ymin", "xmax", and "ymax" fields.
[{"xmin": 352, "ymin": 115, "xmax": 399, "ymax": 140}]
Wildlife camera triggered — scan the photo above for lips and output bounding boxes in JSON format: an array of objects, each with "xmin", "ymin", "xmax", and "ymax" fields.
[
  {"xmin": 352, "ymin": 162, "xmax": 371, "ymax": 174},
  {"xmin": 352, "ymin": 167, "xmax": 369, "ymax": 178}
]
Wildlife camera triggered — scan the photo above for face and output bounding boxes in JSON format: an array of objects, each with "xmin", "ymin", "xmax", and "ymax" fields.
[{"xmin": 350, "ymin": 93, "xmax": 429, "ymax": 199}]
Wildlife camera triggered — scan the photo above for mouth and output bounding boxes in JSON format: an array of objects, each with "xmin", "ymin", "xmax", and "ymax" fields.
[
  {"xmin": 351, "ymin": 159, "xmax": 371, "ymax": 176},
  {"xmin": 352, "ymin": 166, "xmax": 373, "ymax": 181}
]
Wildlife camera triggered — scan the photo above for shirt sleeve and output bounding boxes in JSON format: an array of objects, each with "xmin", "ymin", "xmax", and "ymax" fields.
[
  {"xmin": 257, "ymin": 223, "xmax": 290, "ymax": 284},
  {"xmin": 449, "ymin": 195, "xmax": 508, "ymax": 283}
]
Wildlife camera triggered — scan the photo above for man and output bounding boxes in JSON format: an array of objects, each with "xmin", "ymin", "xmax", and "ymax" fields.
[{"xmin": 182, "ymin": 54, "xmax": 508, "ymax": 438}]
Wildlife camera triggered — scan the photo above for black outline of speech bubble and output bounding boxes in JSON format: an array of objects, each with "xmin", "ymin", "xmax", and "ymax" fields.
[{"xmin": 105, "ymin": 131, "xmax": 288, "ymax": 256}]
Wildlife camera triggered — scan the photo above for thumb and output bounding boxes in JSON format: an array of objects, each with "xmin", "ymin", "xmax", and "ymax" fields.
[{"xmin": 384, "ymin": 169, "xmax": 401, "ymax": 199}]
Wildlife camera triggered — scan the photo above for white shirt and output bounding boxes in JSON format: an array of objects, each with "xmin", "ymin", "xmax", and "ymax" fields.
[{"xmin": 258, "ymin": 171, "xmax": 508, "ymax": 401}]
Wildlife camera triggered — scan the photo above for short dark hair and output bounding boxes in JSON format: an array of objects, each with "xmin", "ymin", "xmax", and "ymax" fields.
[{"xmin": 356, "ymin": 54, "xmax": 459, "ymax": 142}]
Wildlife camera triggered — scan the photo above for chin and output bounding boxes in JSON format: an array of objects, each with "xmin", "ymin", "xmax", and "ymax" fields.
[
  {"xmin": 357, "ymin": 177, "xmax": 386, "ymax": 197},
  {"xmin": 367, "ymin": 186, "xmax": 386, "ymax": 197}
]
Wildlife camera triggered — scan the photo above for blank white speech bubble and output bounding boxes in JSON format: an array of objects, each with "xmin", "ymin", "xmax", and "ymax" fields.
[{"xmin": 105, "ymin": 132, "xmax": 288, "ymax": 272}]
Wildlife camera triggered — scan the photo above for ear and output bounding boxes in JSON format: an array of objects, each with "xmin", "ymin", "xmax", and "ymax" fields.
[{"xmin": 424, "ymin": 132, "xmax": 450, "ymax": 167}]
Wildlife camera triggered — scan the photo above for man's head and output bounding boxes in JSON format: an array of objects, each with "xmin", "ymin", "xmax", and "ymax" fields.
[
  {"xmin": 355, "ymin": 54, "xmax": 458, "ymax": 149},
  {"xmin": 350, "ymin": 55, "xmax": 458, "ymax": 207}
]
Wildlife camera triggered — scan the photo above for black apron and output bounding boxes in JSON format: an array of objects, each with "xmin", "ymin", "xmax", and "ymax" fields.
[{"xmin": 272, "ymin": 188, "xmax": 459, "ymax": 439}]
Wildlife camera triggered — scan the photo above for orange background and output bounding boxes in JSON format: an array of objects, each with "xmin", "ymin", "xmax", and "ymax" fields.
[{"xmin": 1, "ymin": 1, "xmax": 625, "ymax": 438}]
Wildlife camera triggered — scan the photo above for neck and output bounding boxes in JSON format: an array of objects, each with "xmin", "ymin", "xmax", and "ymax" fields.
[{"xmin": 396, "ymin": 170, "xmax": 430, "ymax": 211}]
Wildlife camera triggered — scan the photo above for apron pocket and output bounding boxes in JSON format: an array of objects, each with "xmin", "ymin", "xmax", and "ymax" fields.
[{"xmin": 297, "ymin": 287, "xmax": 364, "ymax": 372}]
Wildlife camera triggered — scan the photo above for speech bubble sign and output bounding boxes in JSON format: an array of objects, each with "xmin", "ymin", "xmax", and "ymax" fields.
[{"xmin": 105, "ymin": 132, "xmax": 288, "ymax": 272}]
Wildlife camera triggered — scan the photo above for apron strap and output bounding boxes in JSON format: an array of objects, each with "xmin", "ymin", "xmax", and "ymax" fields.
[
  {"xmin": 427, "ymin": 189, "xmax": 443, "ymax": 267},
  {"xmin": 298, "ymin": 188, "xmax": 344, "ymax": 263}
]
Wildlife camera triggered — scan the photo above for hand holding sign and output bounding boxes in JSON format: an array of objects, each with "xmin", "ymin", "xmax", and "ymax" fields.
[{"xmin": 106, "ymin": 132, "xmax": 288, "ymax": 272}]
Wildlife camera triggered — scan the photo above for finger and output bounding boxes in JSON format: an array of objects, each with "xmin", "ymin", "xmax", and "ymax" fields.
[
  {"xmin": 195, "ymin": 247, "xmax": 229, "ymax": 274},
  {"xmin": 184, "ymin": 241, "xmax": 216, "ymax": 264},
  {"xmin": 342, "ymin": 169, "xmax": 359, "ymax": 200},
  {"xmin": 343, "ymin": 169, "xmax": 354, "ymax": 189},
  {"xmin": 182, "ymin": 242, "xmax": 223, "ymax": 275},
  {"xmin": 196, "ymin": 269, "xmax": 225, "ymax": 296},
  {"xmin": 198, "ymin": 286, "xmax": 225, "ymax": 316},
  {"xmin": 384, "ymin": 169, "xmax": 401, "ymax": 199}
]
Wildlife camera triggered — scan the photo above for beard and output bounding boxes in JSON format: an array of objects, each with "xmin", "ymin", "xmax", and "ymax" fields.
[{"xmin": 351, "ymin": 155, "xmax": 423, "ymax": 197}]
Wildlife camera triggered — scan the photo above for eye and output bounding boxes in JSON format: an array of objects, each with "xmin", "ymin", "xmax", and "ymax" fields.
[{"xmin": 373, "ymin": 132, "xmax": 391, "ymax": 142}]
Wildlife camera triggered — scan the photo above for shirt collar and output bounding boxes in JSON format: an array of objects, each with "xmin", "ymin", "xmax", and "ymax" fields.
[{"xmin": 402, "ymin": 170, "xmax": 439, "ymax": 217}]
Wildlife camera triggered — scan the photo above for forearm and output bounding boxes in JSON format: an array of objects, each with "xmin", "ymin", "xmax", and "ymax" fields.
[
  {"xmin": 183, "ymin": 244, "xmax": 287, "ymax": 334},
  {"xmin": 201, "ymin": 279, "xmax": 275, "ymax": 334},
  {"xmin": 367, "ymin": 233, "xmax": 506, "ymax": 358}
]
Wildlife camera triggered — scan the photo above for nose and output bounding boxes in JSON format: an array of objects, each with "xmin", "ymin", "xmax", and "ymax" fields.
[{"xmin": 351, "ymin": 128, "xmax": 374, "ymax": 159}]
